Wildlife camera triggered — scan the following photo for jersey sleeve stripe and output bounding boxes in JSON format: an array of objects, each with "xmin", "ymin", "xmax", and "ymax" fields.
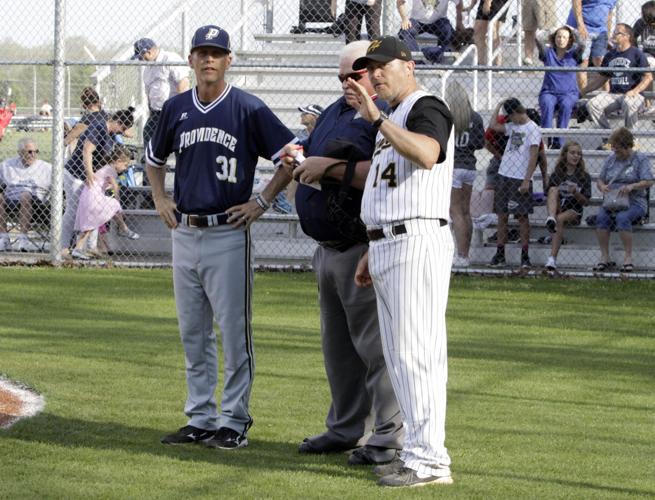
[{"xmin": 145, "ymin": 141, "xmax": 167, "ymax": 167}]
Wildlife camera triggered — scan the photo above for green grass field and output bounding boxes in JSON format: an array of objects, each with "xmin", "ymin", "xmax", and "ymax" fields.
[{"xmin": 1, "ymin": 269, "xmax": 653, "ymax": 499}]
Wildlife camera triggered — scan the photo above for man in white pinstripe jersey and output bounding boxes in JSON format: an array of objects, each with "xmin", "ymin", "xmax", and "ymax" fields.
[{"xmin": 348, "ymin": 36, "xmax": 455, "ymax": 488}]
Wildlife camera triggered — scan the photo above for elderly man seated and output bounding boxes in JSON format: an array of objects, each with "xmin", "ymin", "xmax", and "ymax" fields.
[
  {"xmin": 581, "ymin": 23, "xmax": 652, "ymax": 131},
  {"xmin": 0, "ymin": 137, "xmax": 52, "ymax": 251}
]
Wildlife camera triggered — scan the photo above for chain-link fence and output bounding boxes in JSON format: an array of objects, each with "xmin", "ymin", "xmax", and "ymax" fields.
[{"xmin": 0, "ymin": 0, "xmax": 653, "ymax": 274}]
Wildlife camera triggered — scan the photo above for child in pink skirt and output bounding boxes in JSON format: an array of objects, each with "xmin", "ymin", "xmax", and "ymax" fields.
[{"xmin": 72, "ymin": 145, "xmax": 139, "ymax": 259}]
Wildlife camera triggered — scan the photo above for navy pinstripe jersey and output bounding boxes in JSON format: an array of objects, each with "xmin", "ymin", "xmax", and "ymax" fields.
[{"xmin": 146, "ymin": 84, "xmax": 296, "ymax": 215}]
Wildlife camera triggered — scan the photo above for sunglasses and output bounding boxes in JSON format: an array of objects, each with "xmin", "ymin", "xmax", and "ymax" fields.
[
  {"xmin": 24, "ymin": 149, "xmax": 40, "ymax": 154},
  {"xmin": 338, "ymin": 69, "xmax": 367, "ymax": 83}
]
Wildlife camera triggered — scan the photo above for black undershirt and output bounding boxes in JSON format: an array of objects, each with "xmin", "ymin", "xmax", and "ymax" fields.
[{"xmin": 403, "ymin": 96, "xmax": 453, "ymax": 164}]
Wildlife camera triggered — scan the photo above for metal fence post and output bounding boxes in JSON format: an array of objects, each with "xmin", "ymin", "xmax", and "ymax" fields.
[{"xmin": 50, "ymin": 0, "xmax": 66, "ymax": 265}]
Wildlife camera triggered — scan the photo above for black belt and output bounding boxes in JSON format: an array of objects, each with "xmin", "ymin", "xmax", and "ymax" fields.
[
  {"xmin": 175, "ymin": 211, "xmax": 228, "ymax": 228},
  {"xmin": 367, "ymin": 219, "xmax": 447, "ymax": 242}
]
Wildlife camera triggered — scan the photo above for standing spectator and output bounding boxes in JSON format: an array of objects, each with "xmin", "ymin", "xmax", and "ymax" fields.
[
  {"xmin": 0, "ymin": 101, "xmax": 16, "ymax": 143},
  {"xmin": 131, "ymin": 38, "xmax": 190, "ymax": 151},
  {"xmin": 593, "ymin": 128, "xmax": 654, "ymax": 272},
  {"xmin": 65, "ymin": 87, "xmax": 108, "ymax": 148},
  {"xmin": 581, "ymin": 24, "xmax": 652, "ymax": 132},
  {"xmin": 489, "ymin": 98, "xmax": 544, "ymax": 268},
  {"xmin": 445, "ymin": 82, "xmax": 485, "ymax": 267},
  {"xmin": 397, "ymin": 0, "xmax": 457, "ymax": 63},
  {"xmin": 62, "ymin": 107, "xmax": 135, "ymax": 251},
  {"xmin": 343, "ymin": 0, "xmax": 381, "ymax": 44},
  {"xmin": 146, "ymin": 25, "xmax": 296, "ymax": 450},
  {"xmin": 0, "ymin": 138, "xmax": 52, "ymax": 252},
  {"xmin": 543, "ymin": 141, "xmax": 591, "ymax": 271},
  {"xmin": 297, "ymin": 103, "xmax": 324, "ymax": 139},
  {"xmin": 522, "ymin": 0, "xmax": 556, "ymax": 65},
  {"xmin": 634, "ymin": 1, "xmax": 655, "ymax": 64},
  {"xmin": 566, "ymin": 0, "xmax": 617, "ymax": 89},
  {"xmin": 537, "ymin": 26, "xmax": 583, "ymax": 149},
  {"xmin": 71, "ymin": 145, "xmax": 139, "ymax": 260},
  {"xmin": 472, "ymin": 0, "xmax": 509, "ymax": 66},
  {"xmin": 282, "ymin": 41, "xmax": 403, "ymax": 467},
  {"xmin": 349, "ymin": 35, "xmax": 456, "ymax": 487}
]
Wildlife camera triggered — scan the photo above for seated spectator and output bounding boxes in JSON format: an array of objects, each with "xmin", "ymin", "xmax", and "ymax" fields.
[
  {"xmin": 471, "ymin": 0, "xmax": 508, "ymax": 66},
  {"xmin": 343, "ymin": 0, "xmax": 381, "ymax": 44},
  {"xmin": 543, "ymin": 142, "xmax": 591, "ymax": 271},
  {"xmin": 634, "ymin": 1, "xmax": 655, "ymax": 65},
  {"xmin": 39, "ymin": 100, "xmax": 52, "ymax": 117},
  {"xmin": 488, "ymin": 98, "xmax": 546, "ymax": 269},
  {"xmin": 297, "ymin": 103, "xmax": 324, "ymax": 139},
  {"xmin": 445, "ymin": 82, "xmax": 485, "ymax": 267},
  {"xmin": 566, "ymin": 0, "xmax": 616, "ymax": 89},
  {"xmin": 593, "ymin": 128, "xmax": 654, "ymax": 272},
  {"xmin": 522, "ymin": 0, "xmax": 556, "ymax": 65},
  {"xmin": 0, "ymin": 138, "xmax": 52, "ymax": 252},
  {"xmin": 397, "ymin": 0, "xmax": 457, "ymax": 63},
  {"xmin": 537, "ymin": 26, "xmax": 583, "ymax": 149},
  {"xmin": 71, "ymin": 145, "xmax": 139, "ymax": 260},
  {"xmin": 581, "ymin": 24, "xmax": 652, "ymax": 132}
]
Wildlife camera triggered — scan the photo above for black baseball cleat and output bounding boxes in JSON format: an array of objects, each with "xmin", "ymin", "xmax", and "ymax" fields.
[
  {"xmin": 373, "ymin": 456, "xmax": 405, "ymax": 476},
  {"xmin": 348, "ymin": 445, "xmax": 397, "ymax": 466},
  {"xmin": 205, "ymin": 427, "xmax": 249, "ymax": 450},
  {"xmin": 521, "ymin": 252, "xmax": 531, "ymax": 269},
  {"xmin": 160, "ymin": 425, "xmax": 214, "ymax": 445},
  {"xmin": 378, "ymin": 467, "xmax": 453, "ymax": 487}
]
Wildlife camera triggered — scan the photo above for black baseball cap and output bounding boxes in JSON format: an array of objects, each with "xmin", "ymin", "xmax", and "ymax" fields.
[
  {"xmin": 503, "ymin": 98, "xmax": 525, "ymax": 116},
  {"xmin": 352, "ymin": 36, "xmax": 412, "ymax": 70},
  {"xmin": 297, "ymin": 104, "xmax": 324, "ymax": 116},
  {"xmin": 191, "ymin": 25, "xmax": 231, "ymax": 53}
]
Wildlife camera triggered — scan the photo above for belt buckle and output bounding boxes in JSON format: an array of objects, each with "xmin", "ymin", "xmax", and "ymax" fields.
[{"xmin": 187, "ymin": 214, "xmax": 201, "ymax": 228}]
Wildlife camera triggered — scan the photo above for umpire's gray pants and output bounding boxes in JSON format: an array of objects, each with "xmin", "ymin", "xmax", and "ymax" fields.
[
  {"xmin": 311, "ymin": 243, "xmax": 403, "ymax": 448},
  {"xmin": 172, "ymin": 224, "xmax": 254, "ymax": 435},
  {"xmin": 587, "ymin": 92, "xmax": 644, "ymax": 129}
]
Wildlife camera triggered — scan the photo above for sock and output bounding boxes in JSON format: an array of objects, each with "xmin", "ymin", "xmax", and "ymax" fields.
[
  {"xmin": 496, "ymin": 245, "xmax": 505, "ymax": 254},
  {"xmin": 522, "ymin": 244, "xmax": 529, "ymax": 254}
]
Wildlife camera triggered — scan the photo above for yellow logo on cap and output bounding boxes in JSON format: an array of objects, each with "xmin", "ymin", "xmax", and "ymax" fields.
[{"xmin": 368, "ymin": 39, "xmax": 382, "ymax": 52}]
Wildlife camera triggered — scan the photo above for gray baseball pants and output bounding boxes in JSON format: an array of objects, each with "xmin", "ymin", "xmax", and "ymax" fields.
[
  {"xmin": 311, "ymin": 243, "xmax": 403, "ymax": 449},
  {"xmin": 172, "ymin": 223, "xmax": 254, "ymax": 435}
]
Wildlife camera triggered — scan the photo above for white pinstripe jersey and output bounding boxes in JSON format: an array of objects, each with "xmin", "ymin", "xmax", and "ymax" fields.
[{"xmin": 361, "ymin": 90, "xmax": 454, "ymax": 226}]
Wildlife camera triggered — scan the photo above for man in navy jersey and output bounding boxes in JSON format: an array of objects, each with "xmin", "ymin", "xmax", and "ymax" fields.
[{"xmin": 146, "ymin": 25, "xmax": 296, "ymax": 450}]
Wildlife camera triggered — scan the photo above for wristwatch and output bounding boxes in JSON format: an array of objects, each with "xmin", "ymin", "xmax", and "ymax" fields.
[{"xmin": 372, "ymin": 111, "xmax": 388, "ymax": 130}]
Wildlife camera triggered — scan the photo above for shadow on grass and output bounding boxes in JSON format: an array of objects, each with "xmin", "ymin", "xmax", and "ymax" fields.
[
  {"xmin": 2, "ymin": 413, "xmax": 364, "ymax": 480},
  {"xmin": 461, "ymin": 467, "xmax": 655, "ymax": 497}
]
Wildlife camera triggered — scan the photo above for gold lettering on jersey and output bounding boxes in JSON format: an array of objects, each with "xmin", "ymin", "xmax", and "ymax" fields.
[
  {"xmin": 178, "ymin": 127, "xmax": 238, "ymax": 154},
  {"xmin": 372, "ymin": 137, "xmax": 392, "ymax": 158}
]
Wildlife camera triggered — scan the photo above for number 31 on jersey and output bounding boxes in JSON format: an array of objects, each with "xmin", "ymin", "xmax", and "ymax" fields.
[{"xmin": 216, "ymin": 155, "xmax": 237, "ymax": 183}]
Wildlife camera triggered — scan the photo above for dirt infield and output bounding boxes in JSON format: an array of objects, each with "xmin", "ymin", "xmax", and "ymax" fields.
[{"xmin": 0, "ymin": 378, "xmax": 44, "ymax": 429}]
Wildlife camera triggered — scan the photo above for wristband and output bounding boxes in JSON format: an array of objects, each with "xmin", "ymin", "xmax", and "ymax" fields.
[
  {"xmin": 255, "ymin": 194, "xmax": 270, "ymax": 211},
  {"xmin": 372, "ymin": 111, "xmax": 388, "ymax": 130}
]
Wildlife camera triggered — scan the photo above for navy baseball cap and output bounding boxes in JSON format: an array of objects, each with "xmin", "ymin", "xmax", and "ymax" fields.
[
  {"xmin": 352, "ymin": 36, "xmax": 412, "ymax": 70},
  {"xmin": 191, "ymin": 25, "xmax": 231, "ymax": 53},
  {"xmin": 297, "ymin": 104, "xmax": 324, "ymax": 116},
  {"xmin": 131, "ymin": 38, "xmax": 156, "ymax": 60},
  {"xmin": 503, "ymin": 98, "xmax": 525, "ymax": 116}
]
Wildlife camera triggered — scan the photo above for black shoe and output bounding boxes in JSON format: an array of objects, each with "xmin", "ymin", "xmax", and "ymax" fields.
[
  {"xmin": 160, "ymin": 425, "xmax": 214, "ymax": 445},
  {"xmin": 373, "ymin": 456, "xmax": 405, "ymax": 477},
  {"xmin": 490, "ymin": 252, "xmax": 506, "ymax": 267},
  {"xmin": 205, "ymin": 427, "xmax": 248, "ymax": 450},
  {"xmin": 546, "ymin": 217, "xmax": 557, "ymax": 233},
  {"xmin": 348, "ymin": 445, "xmax": 397, "ymax": 466},
  {"xmin": 521, "ymin": 252, "xmax": 531, "ymax": 269},
  {"xmin": 298, "ymin": 434, "xmax": 356, "ymax": 454},
  {"xmin": 378, "ymin": 467, "xmax": 453, "ymax": 487}
]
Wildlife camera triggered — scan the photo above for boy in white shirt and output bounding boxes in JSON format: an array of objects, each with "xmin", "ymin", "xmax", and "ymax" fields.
[{"xmin": 488, "ymin": 98, "xmax": 542, "ymax": 268}]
